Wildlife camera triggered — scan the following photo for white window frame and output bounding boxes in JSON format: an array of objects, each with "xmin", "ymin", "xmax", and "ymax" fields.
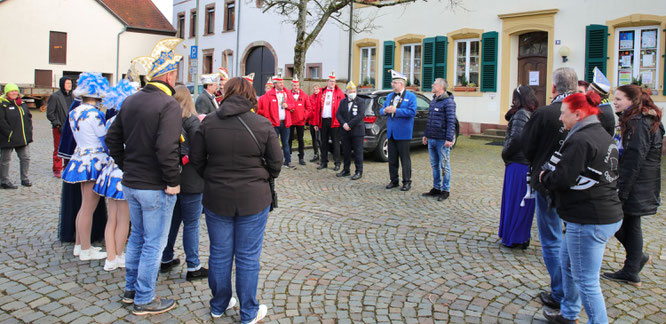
[
  {"xmin": 401, "ymin": 43, "xmax": 421, "ymax": 85},
  {"xmin": 454, "ymin": 38, "xmax": 480, "ymax": 86},
  {"xmin": 614, "ymin": 25, "xmax": 661, "ymax": 90},
  {"xmin": 226, "ymin": 54, "xmax": 233, "ymax": 76},
  {"xmin": 359, "ymin": 46, "xmax": 376, "ymax": 85},
  {"xmin": 309, "ymin": 66, "xmax": 320, "ymax": 79}
]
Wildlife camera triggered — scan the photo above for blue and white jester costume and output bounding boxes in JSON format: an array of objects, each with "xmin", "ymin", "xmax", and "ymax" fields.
[
  {"xmin": 61, "ymin": 73, "xmax": 110, "ymax": 184},
  {"xmin": 93, "ymin": 80, "xmax": 138, "ymax": 200}
]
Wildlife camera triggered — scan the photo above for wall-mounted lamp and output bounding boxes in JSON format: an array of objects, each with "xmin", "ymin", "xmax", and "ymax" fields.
[{"xmin": 559, "ymin": 46, "xmax": 571, "ymax": 63}]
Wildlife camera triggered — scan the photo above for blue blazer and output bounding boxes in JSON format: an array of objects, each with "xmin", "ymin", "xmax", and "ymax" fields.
[{"xmin": 380, "ymin": 90, "xmax": 417, "ymax": 140}]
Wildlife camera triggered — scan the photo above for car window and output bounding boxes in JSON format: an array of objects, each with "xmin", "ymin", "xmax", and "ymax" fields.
[
  {"xmin": 416, "ymin": 95, "xmax": 430, "ymax": 111},
  {"xmin": 377, "ymin": 96, "xmax": 386, "ymax": 106}
]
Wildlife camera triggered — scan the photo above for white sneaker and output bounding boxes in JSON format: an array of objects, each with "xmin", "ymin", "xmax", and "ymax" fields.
[
  {"xmin": 73, "ymin": 245, "xmax": 102, "ymax": 256},
  {"xmin": 79, "ymin": 248, "xmax": 107, "ymax": 261},
  {"xmin": 103, "ymin": 258, "xmax": 118, "ymax": 271},
  {"xmin": 116, "ymin": 254, "xmax": 126, "ymax": 268},
  {"xmin": 211, "ymin": 297, "xmax": 237, "ymax": 318},
  {"xmin": 246, "ymin": 304, "xmax": 267, "ymax": 324}
]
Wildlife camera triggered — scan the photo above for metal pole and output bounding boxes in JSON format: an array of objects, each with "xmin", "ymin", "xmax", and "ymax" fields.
[
  {"xmin": 235, "ymin": 0, "xmax": 241, "ymax": 77},
  {"xmin": 347, "ymin": 2, "xmax": 353, "ymax": 81},
  {"xmin": 193, "ymin": 0, "xmax": 200, "ymax": 99}
]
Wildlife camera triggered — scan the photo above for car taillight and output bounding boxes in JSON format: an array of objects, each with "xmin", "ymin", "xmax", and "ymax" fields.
[{"xmin": 364, "ymin": 116, "xmax": 377, "ymax": 123}]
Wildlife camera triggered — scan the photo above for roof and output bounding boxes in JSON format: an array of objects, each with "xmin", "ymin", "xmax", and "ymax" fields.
[{"xmin": 97, "ymin": 0, "xmax": 176, "ymax": 35}]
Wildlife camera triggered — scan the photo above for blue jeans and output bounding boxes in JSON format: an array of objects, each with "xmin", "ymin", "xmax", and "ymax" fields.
[
  {"xmin": 161, "ymin": 193, "xmax": 203, "ymax": 271},
  {"xmin": 205, "ymin": 205, "xmax": 269, "ymax": 323},
  {"xmin": 427, "ymin": 139, "xmax": 451, "ymax": 191},
  {"xmin": 275, "ymin": 121, "xmax": 290, "ymax": 164},
  {"xmin": 123, "ymin": 186, "xmax": 177, "ymax": 305},
  {"xmin": 560, "ymin": 220, "xmax": 622, "ymax": 323},
  {"xmin": 535, "ymin": 191, "xmax": 563, "ymax": 303}
]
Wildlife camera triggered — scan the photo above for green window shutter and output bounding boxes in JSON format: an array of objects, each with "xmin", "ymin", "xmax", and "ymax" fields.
[
  {"xmin": 585, "ymin": 24, "xmax": 608, "ymax": 82},
  {"xmin": 663, "ymin": 29, "xmax": 666, "ymax": 96},
  {"xmin": 480, "ymin": 31, "xmax": 498, "ymax": 92},
  {"xmin": 421, "ymin": 37, "xmax": 435, "ymax": 91},
  {"xmin": 434, "ymin": 36, "xmax": 448, "ymax": 82},
  {"xmin": 382, "ymin": 41, "xmax": 395, "ymax": 90}
]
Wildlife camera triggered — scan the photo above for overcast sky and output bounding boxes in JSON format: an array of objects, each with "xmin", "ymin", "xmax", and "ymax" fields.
[{"xmin": 152, "ymin": 0, "xmax": 173, "ymax": 23}]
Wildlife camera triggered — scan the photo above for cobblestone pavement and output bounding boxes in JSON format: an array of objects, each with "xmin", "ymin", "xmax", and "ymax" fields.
[{"xmin": 0, "ymin": 111, "xmax": 664, "ymax": 324}]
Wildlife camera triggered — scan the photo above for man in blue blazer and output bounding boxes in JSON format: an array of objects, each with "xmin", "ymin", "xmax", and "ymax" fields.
[{"xmin": 380, "ymin": 70, "xmax": 417, "ymax": 191}]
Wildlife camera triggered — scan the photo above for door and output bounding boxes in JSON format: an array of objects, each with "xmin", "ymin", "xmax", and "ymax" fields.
[
  {"xmin": 245, "ymin": 46, "xmax": 275, "ymax": 96},
  {"xmin": 517, "ymin": 32, "xmax": 548, "ymax": 107},
  {"xmin": 34, "ymin": 69, "xmax": 52, "ymax": 87}
]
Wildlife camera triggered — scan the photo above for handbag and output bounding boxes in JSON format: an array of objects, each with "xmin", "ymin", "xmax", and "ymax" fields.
[{"xmin": 236, "ymin": 116, "xmax": 278, "ymax": 211}]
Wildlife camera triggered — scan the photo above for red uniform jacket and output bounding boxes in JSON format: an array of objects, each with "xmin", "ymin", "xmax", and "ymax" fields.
[
  {"xmin": 314, "ymin": 85, "xmax": 346, "ymax": 128},
  {"xmin": 289, "ymin": 89, "xmax": 309, "ymax": 126},
  {"xmin": 257, "ymin": 88, "xmax": 294, "ymax": 128},
  {"xmin": 306, "ymin": 93, "xmax": 319, "ymax": 125}
]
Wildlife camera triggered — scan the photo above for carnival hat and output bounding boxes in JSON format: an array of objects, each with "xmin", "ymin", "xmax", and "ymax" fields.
[
  {"xmin": 391, "ymin": 70, "xmax": 407, "ymax": 81},
  {"xmin": 590, "ymin": 67, "xmax": 611, "ymax": 96},
  {"xmin": 292, "ymin": 74, "xmax": 299, "ymax": 84},
  {"xmin": 73, "ymin": 73, "xmax": 110, "ymax": 99},
  {"xmin": 103, "ymin": 79, "xmax": 138, "ymax": 111},
  {"xmin": 272, "ymin": 72, "xmax": 284, "ymax": 82},
  {"xmin": 218, "ymin": 67, "xmax": 230, "ymax": 81},
  {"xmin": 133, "ymin": 38, "xmax": 185, "ymax": 81},
  {"xmin": 346, "ymin": 81, "xmax": 356, "ymax": 90},
  {"xmin": 243, "ymin": 72, "xmax": 255, "ymax": 83},
  {"xmin": 126, "ymin": 56, "xmax": 153, "ymax": 84},
  {"xmin": 266, "ymin": 77, "xmax": 274, "ymax": 87},
  {"xmin": 201, "ymin": 73, "xmax": 220, "ymax": 85},
  {"xmin": 328, "ymin": 71, "xmax": 336, "ymax": 80}
]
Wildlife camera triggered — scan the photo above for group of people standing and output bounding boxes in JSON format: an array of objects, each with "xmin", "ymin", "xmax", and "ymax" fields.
[{"xmin": 498, "ymin": 66, "xmax": 662, "ymax": 324}]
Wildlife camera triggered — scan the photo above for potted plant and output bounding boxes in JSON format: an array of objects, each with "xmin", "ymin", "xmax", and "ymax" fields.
[
  {"xmin": 453, "ymin": 76, "xmax": 477, "ymax": 92},
  {"xmin": 359, "ymin": 77, "xmax": 374, "ymax": 89},
  {"xmin": 405, "ymin": 78, "xmax": 419, "ymax": 91}
]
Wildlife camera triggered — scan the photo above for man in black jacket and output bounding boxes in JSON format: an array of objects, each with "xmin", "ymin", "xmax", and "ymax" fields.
[
  {"xmin": 522, "ymin": 67, "xmax": 578, "ymax": 311},
  {"xmin": 195, "ymin": 74, "xmax": 219, "ymax": 115},
  {"xmin": 335, "ymin": 82, "xmax": 364, "ymax": 180},
  {"xmin": 105, "ymin": 39, "xmax": 183, "ymax": 316},
  {"xmin": 46, "ymin": 76, "xmax": 73, "ymax": 178}
]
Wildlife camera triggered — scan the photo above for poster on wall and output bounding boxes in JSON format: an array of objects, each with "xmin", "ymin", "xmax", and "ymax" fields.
[
  {"xmin": 620, "ymin": 54, "xmax": 633, "ymax": 68},
  {"xmin": 641, "ymin": 30, "xmax": 657, "ymax": 49},
  {"xmin": 620, "ymin": 32, "xmax": 634, "ymax": 50},
  {"xmin": 641, "ymin": 71, "xmax": 654, "ymax": 86},
  {"xmin": 619, "ymin": 70, "xmax": 632, "ymax": 85},
  {"xmin": 642, "ymin": 51, "xmax": 655, "ymax": 68},
  {"xmin": 529, "ymin": 71, "xmax": 539, "ymax": 86}
]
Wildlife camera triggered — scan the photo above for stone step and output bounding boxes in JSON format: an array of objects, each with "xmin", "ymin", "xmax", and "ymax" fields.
[
  {"xmin": 469, "ymin": 134, "xmax": 505, "ymax": 142},
  {"xmin": 484, "ymin": 128, "xmax": 506, "ymax": 136}
]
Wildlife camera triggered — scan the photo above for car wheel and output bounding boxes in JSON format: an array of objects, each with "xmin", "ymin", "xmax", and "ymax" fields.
[{"xmin": 375, "ymin": 132, "xmax": 388, "ymax": 162}]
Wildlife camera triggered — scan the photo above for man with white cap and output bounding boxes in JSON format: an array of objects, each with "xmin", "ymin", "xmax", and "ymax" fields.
[
  {"xmin": 214, "ymin": 67, "xmax": 230, "ymax": 105},
  {"xmin": 335, "ymin": 81, "xmax": 364, "ymax": 180},
  {"xmin": 380, "ymin": 70, "xmax": 417, "ymax": 191},
  {"xmin": 587, "ymin": 67, "xmax": 615, "ymax": 136},
  {"xmin": 289, "ymin": 75, "xmax": 309, "ymax": 165},
  {"xmin": 314, "ymin": 71, "xmax": 346, "ymax": 170},
  {"xmin": 195, "ymin": 73, "xmax": 220, "ymax": 115},
  {"xmin": 257, "ymin": 73, "xmax": 296, "ymax": 168}
]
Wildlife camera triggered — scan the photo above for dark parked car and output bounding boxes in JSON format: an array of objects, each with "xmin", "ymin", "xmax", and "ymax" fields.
[{"xmin": 354, "ymin": 89, "xmax": 459, "ymax": 162}]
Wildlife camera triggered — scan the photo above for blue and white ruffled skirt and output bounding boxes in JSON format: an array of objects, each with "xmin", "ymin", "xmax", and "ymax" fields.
[
  {"xmin": 62, "ymin": 147, "xmax": 108, "ymax": 184},
  {"xmin": 93, "ymin": 157, "xmax": 124, "ymax": 200}
]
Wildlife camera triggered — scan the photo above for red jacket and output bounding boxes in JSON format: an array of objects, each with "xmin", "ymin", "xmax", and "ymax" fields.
[
  {"xmin": 314, "ymin": 85, "xmax": 346, "ymax": 128},
  {"xmin": 289, "ymin": 89, "xmax": 309, "ymax": 126},
  {"xmin": 257, "ymin": 88, "xmax": 294, "ymax": 128},
  {"xmin": 306, "ymin": 93, "xmax": 319, "ymax": 125}
]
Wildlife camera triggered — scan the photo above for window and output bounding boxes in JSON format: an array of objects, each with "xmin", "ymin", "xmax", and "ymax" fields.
[
  {"xmin": 204, "ymin": 5, "xmax": 215, "ymax": 35},
  {"xmin": 416, "ymin": 95, "xmax": 429, "ymax": 111},
  {"xmin": 177, "ymin": 13, "xmax": 185, "ymax": 38},
  {"xmin": 454, "ymin": 38, "xmax": 480, "ymax": 86},
  {"xmin": 203, "ymin": 52, "xmax": 213, "ymax": 74},
  {"xmin": 222, "ymin": 50, "xmax": 234, "ymax": 76},
  {"xmin": 309, "ymin": 66, "xmax": 321, "ymax": 79},
  {"xmin": 615, "ymin": 26, "xmax": 661, "ymax": 91},
  {"xmin": 190, "ymin": 10, "xmax": 196, "ymax": 38},
  {"xmin": 359, "ymin": 47, "xmax": 376, "ymax": 86},
  {"xmin": 49, "ymin": 31, "xmax": 67, "ymax": 64},
  {"xmin": 401, "ymin": 43, "xmax": 421, "ymax": 86},
  {"xmin": 224, "ymin": 1, "xmax": 235, "ymax": 31}
]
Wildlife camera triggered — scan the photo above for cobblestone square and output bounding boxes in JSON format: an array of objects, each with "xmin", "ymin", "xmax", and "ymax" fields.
[{"xmin": 0, "ymin": 112, "xmax": 664, "ymax": 323}]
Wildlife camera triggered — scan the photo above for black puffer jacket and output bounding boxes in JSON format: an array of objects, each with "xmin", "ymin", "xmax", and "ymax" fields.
[
  {"xmin": 618, "ymin": 113, "xmax": 664, "ymax": 216},
  {"xmin": 0, "ymin": 95, "xmax": 32, "ymax": 148},
  {"xmin": 502, "ymin": 108, "xmax": 531, "ymax": 165}
]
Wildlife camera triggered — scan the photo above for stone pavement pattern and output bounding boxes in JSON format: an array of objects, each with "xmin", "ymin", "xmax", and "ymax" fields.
[{"xmin": 0, "ymin": 112, "xmax": 664, "ymax": 323}]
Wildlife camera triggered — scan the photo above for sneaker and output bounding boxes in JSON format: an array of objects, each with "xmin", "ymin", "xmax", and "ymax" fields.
[
  {"xmin": 421, "ymin": 188, "xmax": 441, "ymax": 197},
  {"xmin": 160, "ymin": 258, "xmax": 180, "ymax": 273},
  {"xmin": 186, "ymin": 267, "xmax": 208, "ymax": 281},
  {"xmin": 21, "ymin": 180, "xmax": 32, "ymax": 187},
  {"xmin": 103, "ymin": 258, "xmax": 118, "ymax": 271},
  {"xmin": 211, "ymin": 297, "xmax": 237, "ymax": 318},
  {"xmin": 601, "ymin": 269, "xmax": 641, "ymax": 287},
  {"xmin": 73, "ymin": 245, "xmax": 102, "ymax": 257},
  {"xmin": 132, "ymin": 297, "xmax": 175, "ymax": 316},
  {"xmin": 246, "ymin": 304, "xmax": 268, "ymax": 324},
  {"xmin": 283, "ymin": 163, "xmax": 296, "ymax": 169},
  {"xmin": 79, "ymin": 248, "xmax": 107, "ymax": 261},
  {"xmin": 121, "ymin": 290, "xmax": 135, "ymax": 304},
  {"xmin": 116, "ymin": 253, "xmax": 126, "ymax": 268}
]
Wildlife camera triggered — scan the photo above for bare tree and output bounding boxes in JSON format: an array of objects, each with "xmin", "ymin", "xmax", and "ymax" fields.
[{"xmin": 259, "ymin": 0, "xmax": 464, "ymax": 79}]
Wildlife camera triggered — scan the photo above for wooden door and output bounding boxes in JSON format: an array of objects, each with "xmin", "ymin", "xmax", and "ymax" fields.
[
  {"xmin": 49, "ymin": 31, "xmax": 67, "ymax": 64},
  {"xmin": 517, "ymin": 57, "xmax": 547, "ymax": 107},
  {"xmin": 245, "ymin": 46, "xmax": 275, "ymax": 96}
]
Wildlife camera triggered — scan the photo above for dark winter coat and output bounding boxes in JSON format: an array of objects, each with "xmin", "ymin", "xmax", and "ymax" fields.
[
  {"xmin": 336, "ymin": 97, "xmax": 365, "ymax": 137},
  {"xmin": 522, "ymin": 100, "xmax": 567, "ymax": 194},
  {"xmin": 0, "ymin": 95, "xmax": 33, "ymax": 148},
  {"xmin": 541, "ymin": 119, "xmax": 623, "ymax": 225},
  {"xmin": 618, "ymin": 113, "xmax": 664, "ymax": 216},
  {"xmin": 598, "ymin": 102, "xmax": 616, "ymax": 136},
  {"xmin": 195, "ymin": 90, "xmax": 218, "ymax": 115},
  {"xmin": 106, "ymin": 81, "xmax": 182, "ymax": 190},
  {"xmin": 424, "ymin": 91, "xmax": 456, "ymax": 141},
  {"xmin": 502, "ymin": 108, "xmax": 531, "ymax": 165},
  {"xmin": 189, "ymin": 95, "xmax": 283, "ymax": 216},
  {"xmin": 46, "ymin": 77, "xmax": 74, "ymax": 131},
  {"xmin": 180, "ymin": 115, "xmax": 204, "ymax": 194}
]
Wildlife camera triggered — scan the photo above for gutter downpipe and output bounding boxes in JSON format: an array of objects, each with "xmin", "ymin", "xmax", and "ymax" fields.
[
  {"xmin": 235, "ymin": 1, "xmax": 241, "ymax": 76},
  {"xmin": 116, "ymin": 26, "xmax": 128, "ymax": 84}
]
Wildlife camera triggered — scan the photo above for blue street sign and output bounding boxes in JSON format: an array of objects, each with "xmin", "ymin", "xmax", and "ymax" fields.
[{"xmin": 191, "ymin": 46, "xmax": 198, "ymax": 59}]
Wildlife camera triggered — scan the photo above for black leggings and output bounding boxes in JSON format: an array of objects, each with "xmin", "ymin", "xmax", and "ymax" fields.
[{"xmin": 614, "ymin": 216, "xmax": 643, "ymax": 274}]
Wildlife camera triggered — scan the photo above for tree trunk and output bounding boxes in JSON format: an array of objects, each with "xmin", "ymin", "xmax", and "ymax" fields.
[{"xmin": 293, "ymin": 0, "xmax": 308, "ymax": 79}]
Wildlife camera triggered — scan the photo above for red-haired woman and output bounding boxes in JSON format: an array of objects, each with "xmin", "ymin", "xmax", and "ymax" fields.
[
  {"xmin": 602, "ymin": 85, "xmax": 664, "ymax": 287},
  {"xmin": 539, "ymin": 91, "xmax": 623, "ymax": 323}
]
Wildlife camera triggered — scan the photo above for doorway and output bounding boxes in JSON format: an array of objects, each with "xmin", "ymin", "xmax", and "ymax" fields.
[
  {"xmin": 245, "ymin": 46, "xmax": 275, "ymax": 96},
  {"xmin": 517, "ymin": 32, "xmax": 548, "ymax": 107}
]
